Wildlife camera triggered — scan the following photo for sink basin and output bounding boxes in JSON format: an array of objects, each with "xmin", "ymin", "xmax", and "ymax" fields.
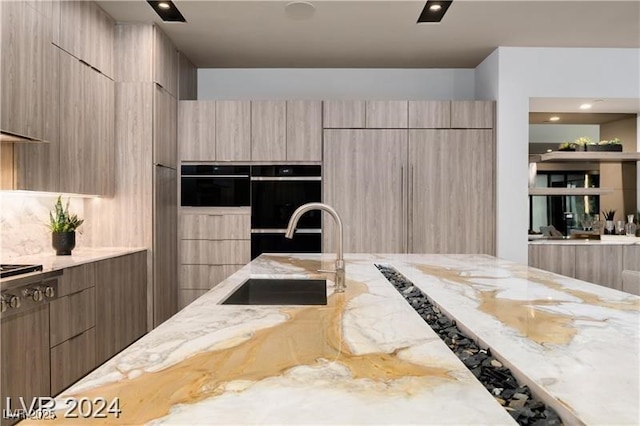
[{"xmin": 221, "ymin": 278, "xmax": 327, "ymax": 305}]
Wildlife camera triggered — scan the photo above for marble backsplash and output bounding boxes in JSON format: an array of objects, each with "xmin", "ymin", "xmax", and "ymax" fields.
[{"xmin": 1, "ymin": 193, "xmax": 88, "ymax": 259}]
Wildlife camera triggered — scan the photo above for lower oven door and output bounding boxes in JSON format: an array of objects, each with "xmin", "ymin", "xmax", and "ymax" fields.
[{"xmin": 251, "ymin": 230, "xmax": 322, "ymax": 260}]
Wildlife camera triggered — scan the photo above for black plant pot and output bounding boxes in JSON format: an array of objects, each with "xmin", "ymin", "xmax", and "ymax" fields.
[
  {"xmin": 52, "ymin": 232, "xmax": 76, "ymax": 256},
  {"xmin": 585, "ymin": 144, "xmax": 623, "ymax": 152}
]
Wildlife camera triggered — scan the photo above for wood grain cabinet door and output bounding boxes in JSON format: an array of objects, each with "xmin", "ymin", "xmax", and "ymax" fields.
[
  {"xmin": 451, "ymin": 101, "xmax": 494, "ymax": 129},
  {"xmin": 408, "ymin": 101, "xmax": 451, "ymax": 128},
  {"xmin": 286, "ymin": 100, "xmax": 322, "ymax": 161},
  {"xmin": 409, "ymin": 129, "xmax": 495, "ymax": 254},
  {"xmin": 178, "ymin": 101, "xmax": 216, "ymax": 161},
  {"xmin": 323, "ymin": 101, "xmax": 365, "ymax": 128},
  {"xmin": 575, "ymin": 245, "xmax": 624, "ymax": 290},
  {"xmin": 215, "ymin": 101, "xmax": 251, "ymax": 161},
  {"xmin": 153, "ymin": 26, "xmax": 178, "ymax": 97},
  {"xmin": 251, "ymin": 101, "xmax": 286, "ymax": 161},
  {"xmin": 323, "ymin": 129, "xmax": 407, "ymax": 253},
  {"xmin": 365, "ymin": 101, "xmax": 408, "ymax": 128},
  {"xmin": 154, "ymin": 85, "xmax": 178, "ymax": 168}
]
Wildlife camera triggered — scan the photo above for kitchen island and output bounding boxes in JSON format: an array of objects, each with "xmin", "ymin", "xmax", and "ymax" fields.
[{"xmin": 37, "ymin": 254, "xmax": 638, "ymax": 425}]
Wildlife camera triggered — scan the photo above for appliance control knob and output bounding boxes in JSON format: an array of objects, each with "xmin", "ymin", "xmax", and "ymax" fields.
[
  {"xmin": 23, "ymin": 288, "xmax": 43, "ymax": 302},
  {"xmin": 44, "ymin": 286, "xmax": 55, "ymax": 298},
  {"xmin": 1, "ymin": 299, "xmax": 6, "ymax": 313},
  {"xmin": 8, "ymin": 295, "xmax": 20, "ymax": 309}
]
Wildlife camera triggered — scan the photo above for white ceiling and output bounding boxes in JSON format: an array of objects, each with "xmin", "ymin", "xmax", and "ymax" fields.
[{"xmin": 97, "ymin": 0, "xmax": 640, "ymax": 68}]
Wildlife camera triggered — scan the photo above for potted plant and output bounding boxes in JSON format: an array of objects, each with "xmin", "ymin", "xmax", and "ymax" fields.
[
  {"xmin": 602, "ymin": 209, "xmax": 616, "ymax": 235},
  {"xmin": 49, "ymin": 196, "xmax": 84, "ymax": 255},
  {"xmin": 586, "ymin": 137, "xmax": 623, "ymax": 152},
  {"xmin": 572, "ymin": 136, "xmax": 591, "ymax": 151},
  {"xmin": 558, "ymin": 141, "xmax": 577, "ymax": 151}
]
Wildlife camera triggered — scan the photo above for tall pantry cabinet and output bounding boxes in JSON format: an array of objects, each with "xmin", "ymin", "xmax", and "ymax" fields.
[
  {"xmin": 86, "ymin": 23, "xmax": 188, "ymax": 328},
  {"xmin": 323, "ymin": 100, "xmax": 495, "ymax": 255}
]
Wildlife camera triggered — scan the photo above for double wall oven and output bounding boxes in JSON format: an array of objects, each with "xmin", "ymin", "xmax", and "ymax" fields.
[
  {"xmin": 250, "ymin": 165, "xmax": 321, "ymax": 259},
  {"xmin": 181, "ymin": 164, "xmax": 322, "ymax": 259}
]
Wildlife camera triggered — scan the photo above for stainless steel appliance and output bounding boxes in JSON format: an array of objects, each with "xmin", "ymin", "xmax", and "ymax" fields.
[
  {"xmin": 0, "ymin": 264, "xmax": 43, "ymax": 279},
  {"xmin": 1, "ymin": 269, "xmax": 60, "ymax": 316},
  {"xmin": 250, "ymin": 165, "xmax": 322, "ymax": 259},
  {"xmin": 181, "ymin": 165, "xmax": 250, "ymax": 207}
]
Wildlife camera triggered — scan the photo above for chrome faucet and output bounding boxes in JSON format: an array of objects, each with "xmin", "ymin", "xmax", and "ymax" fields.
[{"xmin": 285, "ymin": 202, "xmax": 346, "ymax": 292}]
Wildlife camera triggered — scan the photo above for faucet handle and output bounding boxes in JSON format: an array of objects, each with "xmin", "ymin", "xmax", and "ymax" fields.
[{"xmin": 317, "ymin": 269, "xmax": 336, "ymax": 274}]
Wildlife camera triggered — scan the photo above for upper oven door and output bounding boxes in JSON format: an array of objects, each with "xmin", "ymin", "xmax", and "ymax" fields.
[
  {"xmin": 251, "ymin": 165, "xmax": 321, "ymax": 229},
  {"xmin": 181, "ymin": 165, "xmax": 250, "ymax": 207}
]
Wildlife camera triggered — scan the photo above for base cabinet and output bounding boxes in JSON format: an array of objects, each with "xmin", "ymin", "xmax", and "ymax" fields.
[{"xmin": 95, "ymin": 252, "xmax": 147, "ymax": 365}]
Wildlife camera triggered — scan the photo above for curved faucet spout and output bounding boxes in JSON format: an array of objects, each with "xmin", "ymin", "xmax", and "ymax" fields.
[{"xmin": 285, "ymin": 202, "xmax": 345, "ymax": 292}]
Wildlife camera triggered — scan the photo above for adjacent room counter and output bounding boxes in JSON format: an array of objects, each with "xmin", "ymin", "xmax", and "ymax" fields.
[{"xmin": 39, "ymin": 254, "xmax": 639, "ymax": 425}]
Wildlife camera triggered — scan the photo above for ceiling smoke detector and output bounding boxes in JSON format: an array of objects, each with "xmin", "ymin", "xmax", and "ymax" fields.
[{"xmin": 285, "ymin": 1, "xmax": 316, "ymax": 20}]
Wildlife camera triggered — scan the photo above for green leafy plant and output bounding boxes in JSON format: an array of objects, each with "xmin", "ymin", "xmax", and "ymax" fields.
[
  {"xmin": 558, "ymin": 141, "xmax": 577, "ymax": 150},
  {"xmin": 49, "ymin": 196, "xmax": 84, "ymax": 232},
  {"xmin": 599, "ymin": 137, "xmax": 622, "ymax": 145},
  {"xmin": 602, "ymin": 209, "xmax": 616, "ymax": 221},
  {"xmin": 574, "ymin": 136, "xmax": 592, "ymax": 146}
]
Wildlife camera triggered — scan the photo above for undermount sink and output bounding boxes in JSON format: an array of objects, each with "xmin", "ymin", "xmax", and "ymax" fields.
[{"xmin": 221, "ymin": 278, "xmax": 327, "ymax": 305}]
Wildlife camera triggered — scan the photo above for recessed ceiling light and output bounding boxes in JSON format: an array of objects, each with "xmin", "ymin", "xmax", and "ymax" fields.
[
  {"xmin": 549, "ymin": 116, "xmax": 560, "ymax": 121},
  {"xmin": 579, "ymin": 103, "xmax": 592, "ymax": 110},
  {"xmin": 417, "ymin": 1, "xmax": 453, "ymax": 23},
  {"xmin": 285, "ymin": 1, "xmax": 316, "ymax": 20},
  {"xmin": 146, "ymin": 0, "xmax": 186, "ymax": 22}
]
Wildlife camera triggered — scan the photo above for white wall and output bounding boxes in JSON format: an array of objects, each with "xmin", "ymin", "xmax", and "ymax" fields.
[
  {"xmin": 198, "ymin": 68, "xmax": 475, "ymax": 100},
  {"xmin": 483, "ymin": 47, "xmax": 640, "ymax": 264}
]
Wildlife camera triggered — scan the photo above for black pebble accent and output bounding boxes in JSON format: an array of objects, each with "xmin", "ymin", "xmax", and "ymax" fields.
[{"xmin": 375, "ymin": 264, "xmax": 563, "ymax": 426}]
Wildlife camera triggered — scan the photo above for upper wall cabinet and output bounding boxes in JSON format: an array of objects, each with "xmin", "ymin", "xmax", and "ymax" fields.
[
  {"xmin": 57, "ymin": 0, "xmax": 114, "ymax": 78},
  {"xmin": 408, "ymin": 101, "xmax": 451, "ymax": 128},
  {"xmin": 451, "ymin": 101, "xmax": 494, "ymax": 129},
  {"xmin": 115, "ymin": 24, "xmax": 178, "ymax": 98},
  {"xmin": 0, "ymin": 0, "xmax": 53, "ymax": 142},
  {"xmin": 251, "ymin": 101, "xmax": 286, "ymax": 161},
  {"xmin": 178, "ymin": 101, "xmax": 216, "ymax": 161},
  {"xmin": 216, "ymin": 101, "xmax": 251, "ymax": 161},
  {"xmin": 154, "ymin": 85, "xmax": 177, "ymax": 168},
  {"xmin": 324, "ymin": 100, "xmax": 494, "ymax": 129},
  {"xmin": 323, "ymin": 101, "xmax": 365, "ymax": 128},
  {"xmin": 365, "ymin": 101, "xmax": 408, "ymax": 128},
  {"xmin": 286, "ymin": 100, "xmax": 322, "ymax": 162}
]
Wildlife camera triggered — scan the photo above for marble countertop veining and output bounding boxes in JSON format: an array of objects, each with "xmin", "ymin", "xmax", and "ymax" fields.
[
  {"xmin": 39, "ymin": 253, "xmax": 516, "ymax": 425},
  {"xmin": 37, "ymin": 253, "xmax": 639, "ymax": 425}
]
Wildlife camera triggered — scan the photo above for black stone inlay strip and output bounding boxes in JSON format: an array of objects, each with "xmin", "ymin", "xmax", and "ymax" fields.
[{"xmin": 375, "ymin": 264, "xmax": 562, "ymax": 426}]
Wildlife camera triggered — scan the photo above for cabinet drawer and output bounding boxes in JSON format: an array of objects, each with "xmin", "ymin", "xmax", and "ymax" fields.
[
  {"xmin": 50, "ymin": 327, "xmax": 96, "ymax": 396},
  {"xmin": 50, "ymin": 287, "xmax": 96, "ymax": 347},
  {"xmin": 180, "ymin": 264, "xmax": 244, "ymax": 289},
  {"xmin": 181, "ymin": 214, "xmax": 250, "ymax": 240},
  {"xmin": 180, "ymin": 240, "xmax": 250, "ymax": 265},
  {"xmin": 58, "ymin": 263, "xmax": 96, "ymax": 297}
]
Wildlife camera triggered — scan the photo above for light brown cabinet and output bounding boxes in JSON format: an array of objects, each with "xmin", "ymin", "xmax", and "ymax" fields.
[
  {"xmin": 408, "ymin": 129, "xmax": 495, "ymax": 254},
  {"xmin": 49, "ymin": 263, "xmax": 96, "ymax": 395},
  {"xmin": 323, "ymin": 128, "xmax": 495, "ymax": 254},
  {"xmin": 95, "ymin": 252, "xmax": 147, "ymax": 365},
  {"xmin": 178, "ymin": 101, "xmax": 216, "ymax": 161},
  {"xmin": 153, "ymin": 26, "xmax": 178, "ymax": 97},
  {"xmin": 286, "ymin": 100, "xmax": 322, "ymax": 161},
  {"xmin": 575, "ymin": 245, "xmax": 624, "ymax": 291},
  {"xmin": 0, "ymin": 0, "xmax": 53, "ymax": 142},
  {"xmin": 179, "ymin": 211, "xmax": 250, "ymax": 309},
  {"xmin": 365, "ymin": 101, "xmax": 408, "ymax": 128},
  {"xmin": 323, "ymin": 100, "xmax": 365, "ymax": 128},
  {"xmin": 57, "ymin": 0, "xmax": 114, "ymax": 78},
  {"xmin": 1, "ymin": 304, "xmax": 50, "ymax": 426},
  {"xmin": 408, "ymin": 101, "xmax": 451, "ymax": 128},
  {"xmin": 528, "ymin": 244, "xmax": 576, "ymax": 277},
  {"xmin": 323, "ymin": 129, "xmax": 407, "ymax": 253},
  {"xmin": 154, "ymin": 85, "xmax": 178, "ymax": 168},
  {"xmin": 216, "ymin": 101, "xmax": 251, "ymax": 161},
  {"xmin": 451, "ymin": 101, "xmax": 494, "ymax": 129},
  {"xmin": 58, "ymin": 48, "xmax": 115, "ymax": 196},
  {"xmin": 251, "ymin": 101, "xmax": 286, "ymax": 161}
]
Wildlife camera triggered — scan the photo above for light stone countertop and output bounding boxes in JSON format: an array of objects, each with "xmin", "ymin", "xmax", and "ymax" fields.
[
  {"xmin": 0, "ymin": 247, "xmax": 147, "ymax": 284},
  {"xmin": 529, "ymin": 235, "xmax": 640, "ymax": 245},
  {"xmin": 33, "ymin": 253, "xmax": 639, "ymax": 425}
]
